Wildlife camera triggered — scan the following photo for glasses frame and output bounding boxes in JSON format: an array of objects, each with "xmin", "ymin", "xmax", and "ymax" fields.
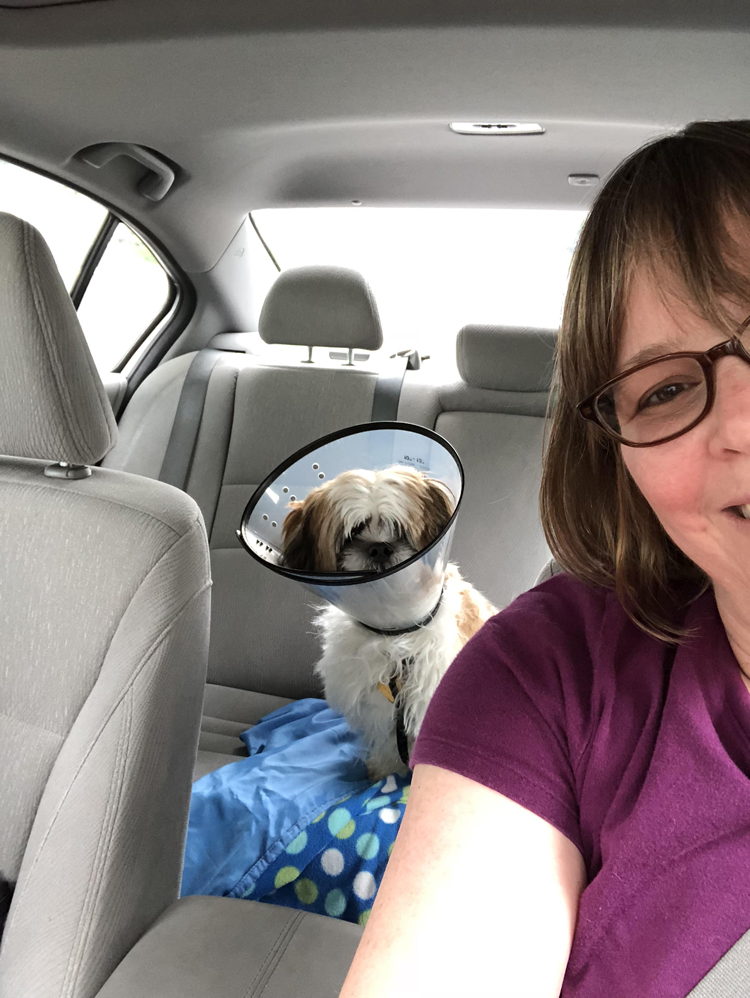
[{"xmin": 577, "ymin": 314, "xmax": 750, "ymax": 447}]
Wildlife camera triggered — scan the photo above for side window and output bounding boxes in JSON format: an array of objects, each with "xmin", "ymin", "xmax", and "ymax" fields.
[
  {"xmin": 76, "ymin": 223, "xmax": 172, "ymax": 374},
  {"xmin": 0, "ymin": 159, "xmax": 107, "ymax": 289},
  {"xmin": 0, "ymin": 158, "xmax": 173, "ymax": 373}
]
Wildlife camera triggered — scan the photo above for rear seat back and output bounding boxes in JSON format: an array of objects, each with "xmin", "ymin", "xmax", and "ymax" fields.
[
  {"xmin": 106, "ymin": 286, "xmax": 555, "ymax": 719},
  {"xmin": 105, "ymin": 266, "xmax": 387, "ymax": 701},
  {"xmin": 208, "ymin": 359, "xmax": 381, "ymax": 696},
  {"xmin": 398, "ymin": 324, "xmax": 554, "ymax": 609}
]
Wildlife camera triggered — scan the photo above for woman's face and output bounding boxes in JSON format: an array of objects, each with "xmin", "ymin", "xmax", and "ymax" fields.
[{"xmin": 619, "ymin": 268, "xmax": 750, "ymax": 598}]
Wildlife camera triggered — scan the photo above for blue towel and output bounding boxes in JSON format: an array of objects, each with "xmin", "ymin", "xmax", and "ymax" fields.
[{"xmin": 181, "ymin": 698, "xmax": 410, "ymax": 924}]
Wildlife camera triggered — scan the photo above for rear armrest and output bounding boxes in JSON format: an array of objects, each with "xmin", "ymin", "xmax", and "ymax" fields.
[{"xmin": 97, "ymin": 895, "xmax": 362, "ymax": 998}]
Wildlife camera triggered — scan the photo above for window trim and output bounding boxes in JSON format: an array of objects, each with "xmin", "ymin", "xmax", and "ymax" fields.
[
  {"xmin": 0, "ymin": 151, "xmax": 195, "ymax": 386},
  {"xmin": 114, "ymin": 279, "xmax": 178, "ymax": 374},
  {"xmin": 70, "ymin": 211, "xmax": 118, "ymax": 308}
]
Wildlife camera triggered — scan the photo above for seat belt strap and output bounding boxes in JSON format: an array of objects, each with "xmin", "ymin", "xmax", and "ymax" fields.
[
  {"xmin": 370, "ymin": 352, "xmax": 413, "ymax": 421},
  {"xmin": 686, "ymin": 927, "xmax": 750, "ymax": 996},
  {"xmin": 159, "ymin": 348, "xmax": 224, "ymax": 491}
]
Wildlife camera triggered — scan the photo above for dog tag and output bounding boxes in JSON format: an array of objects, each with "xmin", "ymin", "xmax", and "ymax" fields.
[{"xmin": 376, "ymin": 681, "xmax": 395, "ymax": 703}]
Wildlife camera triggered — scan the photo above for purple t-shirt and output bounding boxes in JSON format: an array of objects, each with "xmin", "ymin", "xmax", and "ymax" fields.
[{"xmin": 411, "ymin": 573, "xmax": 750, "ymax": 998}]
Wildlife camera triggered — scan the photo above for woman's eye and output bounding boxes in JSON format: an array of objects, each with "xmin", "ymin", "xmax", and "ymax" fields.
[{"xmin": 638, "ymin": 380, "xmax": 695, "ymax": 410}]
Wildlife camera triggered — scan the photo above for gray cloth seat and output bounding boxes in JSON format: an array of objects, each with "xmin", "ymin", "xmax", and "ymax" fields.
[
  {"xmin": 105, "ymin": 307, "xmax": 556, "ymax": 782},
  {"xmin": 96, "ymin": 297, "xmax": 557, "ymax": 997},
  {"xmin": 0, "ymin": 212, "xmax": 211, "ymax": 998},
  {"xmin": 399, "ymin": 324, "xmax": 555, "ymax": 610},
  {"xmin": 96, "ymin": 895, "xmax": 363, "ymax": 998},
  {"xmin": 104, "ymin": 266, "xmax": 388, "ymax": 778}
]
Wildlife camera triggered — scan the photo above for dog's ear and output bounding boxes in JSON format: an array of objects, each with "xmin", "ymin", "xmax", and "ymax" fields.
[
  {"xmin": 414, "ymin": 478, "xmax": 455, "ymax": 552},
  {"xmin": 280, "ymin": 492, "xmax": 341, "ymax": 572},
  {"xmin": 280, "ymin": 502, "xmax": 311, "ymax": 570}
]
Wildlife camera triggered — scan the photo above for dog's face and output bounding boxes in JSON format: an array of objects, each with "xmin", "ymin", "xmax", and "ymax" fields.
[{"xmin": 280, "ymin": 466, "xmax": 454, "ymax": 573}]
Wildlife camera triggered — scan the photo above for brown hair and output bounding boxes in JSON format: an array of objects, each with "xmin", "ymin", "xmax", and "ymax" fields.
[{"xmin": 540, "ymin": 120, "xmax": 750, "ymax": 641}]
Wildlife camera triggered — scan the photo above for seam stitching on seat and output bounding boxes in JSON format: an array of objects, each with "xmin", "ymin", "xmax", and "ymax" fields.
[
  {"xmin": 12, "ymin": 539, "xmax": 210, "ymax": 916},
  {"xmin": 0, "ymin": 709, "xmax": 66, "ymax": 739},
  {"xmin": 0, "ymin": 472, "xmax": 197, "ymax": 539},
  {"xmin": 23, "ymin": 221, "xmax": 96, "ymax": 462},
  {"xmin": 456, "ymin": 326, "xmax": 468, "ymax": 382},
  {"xmin": 29, "ymin": 219, "xmax": 116, "ymax": 458},
  {"xmin": 242, "ymin": 910, "xmax": 305, "ymax": 998},
  {"xmin": 61, "ymin": 689, "xmax": 133, "ymax": 997},
  {"xmin": 257, "ymin": 913, "xmax": 307, "ymax": 998}
]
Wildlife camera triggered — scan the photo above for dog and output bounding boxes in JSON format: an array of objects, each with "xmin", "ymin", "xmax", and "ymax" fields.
[{"xmin": 281, "ymin": 466, "xmax": 496, "ymax": 780}]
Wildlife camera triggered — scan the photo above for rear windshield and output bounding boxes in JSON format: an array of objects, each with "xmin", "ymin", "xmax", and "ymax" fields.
[{"xmin": 252, "ymin": 207, "xmax": 586, "ymax": 372}]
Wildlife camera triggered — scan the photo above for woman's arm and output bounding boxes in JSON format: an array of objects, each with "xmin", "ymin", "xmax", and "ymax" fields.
[{"xmin": 339, "ymin": 763, "xmax": 586, "ymax": 998}]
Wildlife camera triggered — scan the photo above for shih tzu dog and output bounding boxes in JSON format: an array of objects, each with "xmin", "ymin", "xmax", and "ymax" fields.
[{"xmin": 281, "ymin": 466, "xmax": 496, "ymax": 780}]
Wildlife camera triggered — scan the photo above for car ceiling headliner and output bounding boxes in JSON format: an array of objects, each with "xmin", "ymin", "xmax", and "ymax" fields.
[{"xmin": 0, "ymin": 0, "xmax": 748, "ymax": 273}]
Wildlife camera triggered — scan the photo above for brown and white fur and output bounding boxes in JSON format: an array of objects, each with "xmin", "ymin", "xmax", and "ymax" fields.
[{"xmin": 281, "ymin": 466, "xmax": 496, "ymax": 780}]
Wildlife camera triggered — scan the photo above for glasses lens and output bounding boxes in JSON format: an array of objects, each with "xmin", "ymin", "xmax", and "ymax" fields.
[{"xmin": 595, "ymin": 356, "xmax": 707, "ymax": 444}]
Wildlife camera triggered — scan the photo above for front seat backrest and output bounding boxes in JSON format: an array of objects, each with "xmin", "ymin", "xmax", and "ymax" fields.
[{"xmin": 0, "ymin": 213, "xmax": 211, "ymax": 998}]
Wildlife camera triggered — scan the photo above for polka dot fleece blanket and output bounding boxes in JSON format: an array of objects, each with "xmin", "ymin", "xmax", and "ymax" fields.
[{"xmin": 181, "ymin": 698, "xmax": 410, "ymax": 926}]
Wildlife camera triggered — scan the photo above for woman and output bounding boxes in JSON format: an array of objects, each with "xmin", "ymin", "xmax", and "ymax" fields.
[{"xmin": 339, "ymin": 120, "xmax": 750, "ymax": 998}]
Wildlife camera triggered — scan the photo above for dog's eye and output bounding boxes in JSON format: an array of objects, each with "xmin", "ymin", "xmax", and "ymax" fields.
[{"xmin": 349, "ymin": 522, "xmax": 367, "ymax": 538}]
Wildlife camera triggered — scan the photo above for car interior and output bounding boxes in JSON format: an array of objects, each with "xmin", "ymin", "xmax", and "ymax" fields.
[{"xmin": 1, "ymin": 2, "xmax": 749, "ymax": 996}]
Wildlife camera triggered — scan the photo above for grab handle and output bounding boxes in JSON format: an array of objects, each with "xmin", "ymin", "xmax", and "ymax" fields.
[{"xmin": 79, "ymin": 143, "xmax": 176, "ymax": 201}]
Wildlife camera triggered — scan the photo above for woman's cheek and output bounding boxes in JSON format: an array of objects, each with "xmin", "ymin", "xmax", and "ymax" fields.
[{"xmin": 622, "ymin": 445, "xmax": 709, "ymax": 543}]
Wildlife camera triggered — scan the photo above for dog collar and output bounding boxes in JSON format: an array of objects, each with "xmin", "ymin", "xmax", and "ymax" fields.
[{"xmin": 356, "ymin": 588, "xmax": 445, "ymax": 637}]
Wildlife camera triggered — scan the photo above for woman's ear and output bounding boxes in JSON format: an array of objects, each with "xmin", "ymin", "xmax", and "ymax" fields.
[
  {"xmin": 280, "ymin": 493, "xmax": 341, "ymax": 572},
  {"xmin": 414, "ymin": 479, "xmax": 455, "ymax": 551}
]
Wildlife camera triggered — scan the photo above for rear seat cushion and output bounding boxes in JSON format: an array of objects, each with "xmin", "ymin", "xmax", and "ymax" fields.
[
  {"xmin": 195, "ymin": 684, "xmax": 294, "ymax": 780},
  {"xmin": 96, "ymin": 895, "xmax": 362, "ymax": 998}
]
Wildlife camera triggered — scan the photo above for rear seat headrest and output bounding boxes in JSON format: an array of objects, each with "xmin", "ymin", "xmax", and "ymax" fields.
[
  {"xmin": 457, "ymin": 325, "xmax": 556, "ymax": 393},
  {"xmin": 259, "ymin": 265, "xmax": 383, "ymax": 351},
  {"xmin": 0, "ymin": 212, "xmax": 117, "ymax": 465}
]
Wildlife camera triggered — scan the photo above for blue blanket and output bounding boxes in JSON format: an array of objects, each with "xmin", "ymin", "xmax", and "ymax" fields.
[{"xmin": 181, "ymin": 699, "xmax": 410, "ymax": 925}]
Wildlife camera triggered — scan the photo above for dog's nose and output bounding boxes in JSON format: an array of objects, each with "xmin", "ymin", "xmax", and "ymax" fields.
[{"xmin": 367, "ymin": 542, "xmax": 393, "ymax": 563}]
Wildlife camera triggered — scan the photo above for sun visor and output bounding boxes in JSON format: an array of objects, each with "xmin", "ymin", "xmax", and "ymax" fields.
[{"xmin": 238, "ymin": 422, "xmax": 463, "ymax": 631}]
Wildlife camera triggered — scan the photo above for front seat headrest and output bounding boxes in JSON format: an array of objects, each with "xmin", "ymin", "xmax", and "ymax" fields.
[
  {"xmin": 258, "ymin": 265, "xmax": 383, "ymax": 351},
  {"xmin": 0, "ymin": 212, "xmax": 117, "ymax": 465}
]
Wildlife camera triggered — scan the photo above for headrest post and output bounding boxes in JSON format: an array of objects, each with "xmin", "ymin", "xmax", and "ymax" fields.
[
  {"xmin": 344, "ymin": 348, "xmax": 355, "ymax": 367},
  {"xmin": 44, "ymin": 462, "xmax": 93, "ymax": 480},
  {"xmin": 302, "ymin": 346, "xmax": 314, "ymax": 364}
]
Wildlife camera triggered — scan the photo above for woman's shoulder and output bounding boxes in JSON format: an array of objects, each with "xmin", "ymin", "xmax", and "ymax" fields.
[
  {"xmin": 480, "ymin": 570, "xmax": 632, "ymax": 668},
  {"xmin": 415, "ymin": 572, "xmax": 625, "ymax": 852},
  {"xmin": 414, "ymin": 571, "xmax": 669, "ymax": 853}
]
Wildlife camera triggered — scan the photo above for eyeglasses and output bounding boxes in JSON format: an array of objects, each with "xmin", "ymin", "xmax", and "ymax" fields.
[{"xmin": 577, "ymin": 315, "xmax": 750, "ymax": 447}]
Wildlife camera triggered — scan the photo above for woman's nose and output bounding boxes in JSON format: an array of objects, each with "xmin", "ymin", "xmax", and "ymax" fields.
[{"xmin": 707, "ymin": 358, "xmax": 750, "ymax": 455}]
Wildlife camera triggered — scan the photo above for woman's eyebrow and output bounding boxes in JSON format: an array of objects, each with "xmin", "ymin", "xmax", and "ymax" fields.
[{"xmin": 618, "ymin": 338, "xmax": 693, "ymax": 373}]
